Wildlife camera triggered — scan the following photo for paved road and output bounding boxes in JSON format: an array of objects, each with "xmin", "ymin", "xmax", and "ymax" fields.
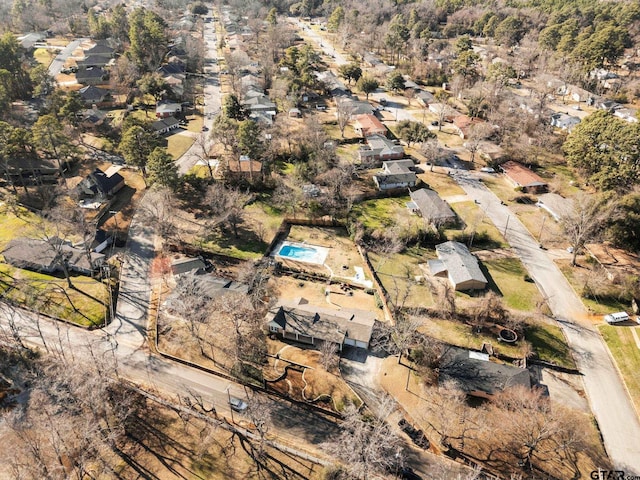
[
  {"xmin": 48, "ymin": 38, "xmax": 87, "ymax": 78},
  {"xmin": 451, "ymin": 169, "xmax": 640, "ymax": 474},
  {"xmin": 176, "ymin": 18, "xmax": 222, "ymax": 175}
]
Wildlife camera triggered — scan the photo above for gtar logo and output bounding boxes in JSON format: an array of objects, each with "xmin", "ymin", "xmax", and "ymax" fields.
[{"xmin": 590, "ymin": 471, "xmax": 625, "ymax": 480}]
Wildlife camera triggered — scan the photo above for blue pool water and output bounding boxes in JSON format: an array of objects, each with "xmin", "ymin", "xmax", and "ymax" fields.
[{"xmin": 278, "ymin": 244, "xmax": 318, "ymax": 261}]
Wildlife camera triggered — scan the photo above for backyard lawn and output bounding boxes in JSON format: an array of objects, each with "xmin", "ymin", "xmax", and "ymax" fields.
[
  {"xmin": 599, "ymin": 325, "xmax": 640, "ymax": 413},
  {"xmin": 368, "ymin": 248, "xmax": 436, "ymax": 309},
  {"xmin": 349, "ymin": 195, "xmax": 414, "ymax": 230}
]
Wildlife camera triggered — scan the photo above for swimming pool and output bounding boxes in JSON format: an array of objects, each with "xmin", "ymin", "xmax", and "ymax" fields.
[{"xmin": 272, "ymin": 241, "xmax": 329, "ymax": 265}]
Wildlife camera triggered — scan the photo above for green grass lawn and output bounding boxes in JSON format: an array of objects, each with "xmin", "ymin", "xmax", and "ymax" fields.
[
  {"xmin": 599, "ymin": 324, "xmax": 640, "ymax": 412},
  {"xmin": 483, "ymin": 257, "xmax": 542, "ymax": 311},
  {"xmin": 33, "ymin": 48, "xmax": 54, "ymax": 67},
  {"xmin": 0, "ymin": 210, "xmax": 40, "ymax": 250},
  {"xmin": 350, "ymin": 196, "xmax": 412, "ymax": 230},
  {"xmin": 167, "ymin": 132, "xmax": 195, "ymax": 160},
  {"xmin": 0, "ymin": 264, "xmax": 108, "ymax": 327},
  {"xmin": 369, "ymin": 247, "xmax": 436, "ymax": 309},
  {"xmin": 446, "ymin": 201, "xmax": 508, "ymax": 249},
  {"xmin": 525, "ymin": 322, "xmax": 575, "ymax": 369}
]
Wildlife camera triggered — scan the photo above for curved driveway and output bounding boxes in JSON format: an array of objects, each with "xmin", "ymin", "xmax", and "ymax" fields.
[{"xmin": 453, "ymin": 170, "xmax": 640, "ymax": 473}]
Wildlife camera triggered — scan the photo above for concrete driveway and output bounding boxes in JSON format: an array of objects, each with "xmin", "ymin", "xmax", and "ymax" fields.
[
  {"xmin": 48, "ymin": 38, "xmax": 87, "ymax": 78},
  {"xmin": 452, "ymin": 170, "xmax": 640, "ymax": 473}
]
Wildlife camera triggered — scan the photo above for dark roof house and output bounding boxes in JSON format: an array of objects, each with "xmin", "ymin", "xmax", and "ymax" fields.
[
  {"xmin": 266, "ymin": 298, "xmax": 376, "ymax": 350},
  {"xmin": 152, "ymin": 116, "xmax": 181, "ymax": 134},
  {"xmin": 409, "ymin": 188, "xmax": 456, "ymax": 226},
  {"xmin": 373, "ymin": 159, "xmax": 417, "ymax": 191},
  {"xmin": 75, "ymin": 67, "xmax": 107, "ymax": 86},
  {"xmin": 2, "ymin": 237, "xmax": 105, "ymax": 275},
  {"xmin": 78, "ymin": 85, "xmax": 110, "ymax": 104},
  {"xmin": 78, "ymin": 168, "xmax": 125, "ymax": 200},
  {"xmin": 439, "ymin": 347, "xmax": 531, "ymax": 398},
  {"xmin": 428, "ymin": 241, "xmax": 487, "ymax": 291}
]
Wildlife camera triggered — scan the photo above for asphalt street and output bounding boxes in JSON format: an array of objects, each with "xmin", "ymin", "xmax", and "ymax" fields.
[
  {"xmin": 48, "ymin": 38, "xmax": 87, "ymax": 78},
  {"xmin": 176, "ymin": 19, "xmax": 221, "ymax": 175},
  {"xmin": 452, "ymin": 170, "xmax": 640, "ymax": 474}
]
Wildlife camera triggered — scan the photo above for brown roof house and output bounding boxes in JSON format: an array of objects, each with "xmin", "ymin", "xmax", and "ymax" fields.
[
  {"xmin": 500, "ymin": 161, "xmax": 548, "ymax": 193},
  {"xmin": 353, "ymin": 114, "xmax": 388, "ymax": 137},
  {"xmin": 428, "ymin": 241, "xmax": 487, "ymax": 291},
  {"xmin": 439, "ymin": 347, "xmax": 531, "ymax": 399},
  {"xmin": 452, "ymin": 115, "xmax": 485, "ymax": 139},
  {"xmin": 409, "ymin": 188, "xmax": 456, "ymax": 226},
  {"xmin": 266, "ymin": 298, "xmax": 376, "ymax": 350},
  {"xmin": 373, "ymin": 159, "xmax": 417, "ymax": 191}
]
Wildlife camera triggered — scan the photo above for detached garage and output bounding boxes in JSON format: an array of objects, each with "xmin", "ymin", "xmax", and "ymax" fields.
[{"xmin": 266, "ymin": 298, "xmax": 376, "ymax": 351}]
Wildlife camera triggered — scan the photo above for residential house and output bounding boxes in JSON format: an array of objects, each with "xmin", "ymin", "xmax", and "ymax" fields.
[
  {"xmin": 76, "ymin": 55, "xmax": 109, "ymax": 69},
  {"xmin": 549, "ymin": 112, "xmax": 580, "ymax": 131},
  {"xmin": 315, "ymin": 71, "xmax": 349, "ymax": 97},
  {"xmin": 288, "ymin": 107, "xmax": 302, "ymax": 118},
  {"xmin": 373, "ymin": 159, "xmax": 417, "ymax": 191},
  {"xmin": 569, "ymin": 85, "xmax": 592, "ymax": 103},
  {"xmin": 171, "ymin": 257, "xmax": 207, "ymax": 276},
  {"xmin": 428, "ymin": 241, "xmax": 487, "ymax": 291},
  {"xmin": 163, "ymin": 74, "xmax": 185, "ymax": 98},
  {"xmin": 353, "ymin": 114, "xmax": 387, "ymax": 138},
  {"xmin": 80, "ymin": 108, "xmax": 108, "ymax": 129},
  {"xmin": 3, "ymin": 237, "xmax": 105, "ymax": 275},
  {"xmin": 164, "ymin": 273, "xmax": 248, "ymax": 314},
  {"xmin": 357, "ymin": 134, "xmax": 404, "ymax": 163},
  {"xmin": 266, "ymin": 298, "xmax": 376, "ymax": 350},
  {"xmin": 152, "ymin": 116, "xmax": 181, "ymax": 135},
  {"xmin": 156, "ymin": 101, "xmax": 182, "ymax": 118},
  {"xmin": 363, "ymin": 52, "xmax": 381, "ymax": 67},
  {"xmin": 75, "ymin": 67, "xmax": 108, "ymax": 86},
  {"xmin": 78, "ymin": 85, "xmax": 110, "ymax": 105},
  {"xmin": 477, "ymin": 141, "xmax": 504, "ymax": 163},
  {"xmin": 500, "ymin": 161, "xmax": 548, "ymax": 193},
  {"xmin": 84, "ymin": 41, "xmax": 115, "ymax": 58},
  {"xmin": 17, "ymin": 32, "xmax": 46, "ymax": 50},
  {"xmin": 409, "ymin": 188, "xmax": 456, "ymax": 226},
  {"xmin": 598, "ymin": 100, "xmax": 622, "ymax": 112},
  {"xmin": 335, "ymin": 97, "xmax": 375, "ymax": 116},
  {"xmin": 157, "ymin": 59, "xmax": 186, "ymax": 77},
  {"xmin": 415, "ymin": 90, "xmax": 435, "ymax": 108},
  {"xmin": 242, "ymin": 94, "xmax": 276, "ymax": 114},
  {"xmin": 439, "ymin": 347, "xmax": 531, "ymax": 399},
  {"xmin": 428, "ymin": 103, "xmax": 462, "ymax": 120},
  {"xmin": 77, "ymin": 167, "xmax": 125, "ymax": 204},
  {"xmin": 452, "ymin": 115, "xmax": 485, "ymax": 139},
  {"xmin": 1, "ymin": 157, "xmax": 60, "ymax": 184}
]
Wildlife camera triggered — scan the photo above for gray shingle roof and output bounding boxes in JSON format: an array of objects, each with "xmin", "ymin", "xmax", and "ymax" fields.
[
  {"xmin": 429, "ymin": 241, "xmax": 487, "ymax": 287},
  {"xmin": 439, "ymin": 347, "xmax": 531, "ymax": 395},
  {"xmin": 410, "ymin": 188, "xmax": 456, "ymax": 224}
]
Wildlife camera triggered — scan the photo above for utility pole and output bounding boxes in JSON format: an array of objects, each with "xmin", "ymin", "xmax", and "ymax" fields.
[{"xmin": 503, "ymin": 214, "xmax": 510, "ymax": 238}]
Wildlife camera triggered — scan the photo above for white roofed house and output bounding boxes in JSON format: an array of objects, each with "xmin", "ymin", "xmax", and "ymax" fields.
[
  {"xmin": 550, "ymin": 112, "xmax": 581, "ymax": 131},
  {"xmin": 428, "ymin": 241, "xmax": 488, "ymax": 291}
]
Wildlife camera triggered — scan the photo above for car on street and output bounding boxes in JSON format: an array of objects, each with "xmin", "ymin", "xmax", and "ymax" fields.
[
  {"xmin": 229, "ymin": 397, "xmax": 248, "ymax": 412},
  {"xmin": 202, "ymin": 126, "xmax": 209, "ymax": 132},
  {"xmin": 480, "ymin": 167, "xmax": 496, "ymax": 173},
  {"xmin": 431, "ymin": 120, "xmax": 440, "ymax": 126}
]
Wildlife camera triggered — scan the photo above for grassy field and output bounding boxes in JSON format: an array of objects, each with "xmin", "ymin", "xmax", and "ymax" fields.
[
  {"xmin": 526, "ymin": 322, "xmax": 575, "ymax": 369},
  {"xmin": 349, "ymin": 196, "xmax": 413, "ymax": 230},
  {"xmin": 599, "ymin": 325, "xmax": 640, "ymax": 413},
  {"xmin": 167, "ymin": 131, "xmax": 196, "ymax": 159},
  {"xmin": 0, "ymin": 264, "xmax": 108, "ymax": 327},
  {"xmin": 369, "ymin": 248, "xmax": 436, "ymax": 309},
  {"xmin": 33, "ymin": 48, "xmax": 54, "ymax": 67},
  {"xmin": 482, "ymin": 257, "xmax": 542, "ymax": 311},
  {"xmin": 446, "ymin": 201, "xmax": 508, "ymax": 249}
]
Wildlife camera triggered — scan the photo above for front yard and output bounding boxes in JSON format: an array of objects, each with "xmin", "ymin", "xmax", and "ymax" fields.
[{"xmin": 599, "ymin": 324, "xmax": 640, "ymax": 414}]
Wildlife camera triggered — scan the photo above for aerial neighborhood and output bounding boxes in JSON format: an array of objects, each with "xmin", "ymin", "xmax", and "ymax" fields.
[{"xmin": 1, "ymin": 0, "xmax": 640, "ymax": 478}]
